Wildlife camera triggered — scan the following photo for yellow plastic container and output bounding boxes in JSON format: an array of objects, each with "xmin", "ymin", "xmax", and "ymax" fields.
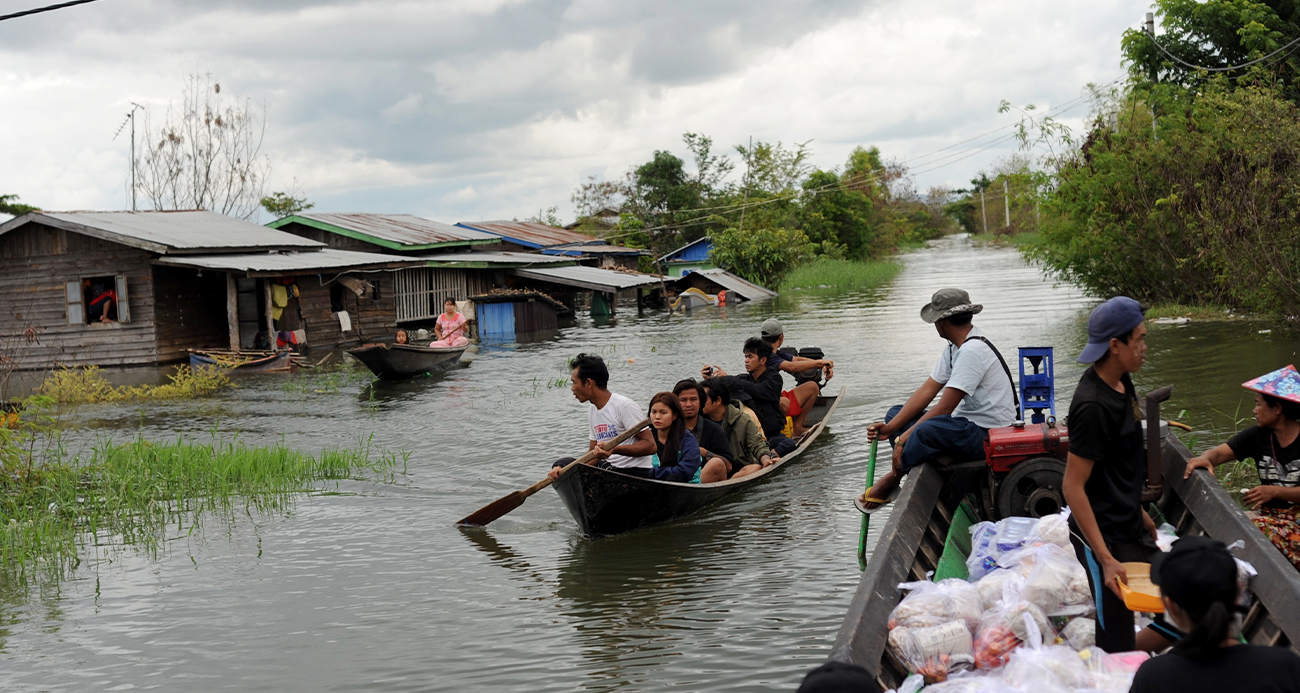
[{"xmin": 1119, "ymin": 562, "xmax": 1164, "ymax": 613}]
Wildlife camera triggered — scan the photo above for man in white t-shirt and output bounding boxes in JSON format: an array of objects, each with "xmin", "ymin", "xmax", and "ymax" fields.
[
  {"xmin": 548, "ymin": 353, "xmax": 656, "ymax": 480},
  {"xmin": 856, "ymin": 288, "xmax": 1017, "ymax": 512}
]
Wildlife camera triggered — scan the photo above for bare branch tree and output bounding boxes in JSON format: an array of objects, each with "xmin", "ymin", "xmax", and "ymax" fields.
[{"xmin": 135, "ymin": 74, "xmax": 271, "ymax": 220}]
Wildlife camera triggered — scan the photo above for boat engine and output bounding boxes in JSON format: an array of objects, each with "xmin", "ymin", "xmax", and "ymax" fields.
[{"xmin": 982, "ymin": 347, "xmax": 1070, "ymax": 519}]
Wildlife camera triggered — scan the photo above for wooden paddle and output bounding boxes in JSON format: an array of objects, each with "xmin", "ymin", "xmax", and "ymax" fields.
[
  {"xmin": 456, "ymin": 419, "xmax": 651, "ymax": 527},
  {"xmin": 857, "ymin": 439, "xmax": 879, "ymax": 569}
]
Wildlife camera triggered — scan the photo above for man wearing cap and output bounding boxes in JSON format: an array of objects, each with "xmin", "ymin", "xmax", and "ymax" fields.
[
  {"xmin": 857, "ymin": 288, "xmax": 1018, "ymax": 512},
  {"xmin": 1062, "ymin": 296, "xmax": 1178, "ymax": 652},
  {"xmin": 760, "ymin": 317, "xmax": 835, "ymax": 436}
]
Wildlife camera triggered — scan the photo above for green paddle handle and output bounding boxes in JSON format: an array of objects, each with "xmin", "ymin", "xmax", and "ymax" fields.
[{"xmin": 857, "ymin": 439, "xmax": 879, "ymax": 568}]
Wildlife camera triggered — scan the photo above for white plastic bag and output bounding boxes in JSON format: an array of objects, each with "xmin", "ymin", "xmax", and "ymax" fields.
[
  {"xmin": 975, "ymin": 569, "xmax": 1023, "ymax": 610},
  {"xmin": 1028, "ymin": 512, "xmax": 1071, "ymax": 547},
  {"xmin": 1003, "ymin": 543, "xmax": 1092, "ymax": 615},
  {"xmin": 884, "ymin": 674, "xmax": 925, "ymax": 693},
  {"xmin": 967, "ymin": 521, "xmax": 1001, "ymax": 580},
  {"xmin": 1078, "ymin": 647, "xmax": 1149, "ymax": 691},
  {"xmin": 1061, "ymin": 617, "xmax": 1096, "ymax": 650},
  {"xmin": 887, "ymin": 620, "xmax": 975, "ymax": 682},
  {"xmin": 1002, "ymin": 643, "xmax": 1092, "ymax": 693},
  {"xmin": 889, "ymin": 579, "xmax": 983, "ymax": 633},
  {"xmin": 1155, "ymin": 523, "xmax": 1178, "ymax": 552},
  {"xmin": 922, "ymin": 672, "xmax": 1016, "ymax": 693}
]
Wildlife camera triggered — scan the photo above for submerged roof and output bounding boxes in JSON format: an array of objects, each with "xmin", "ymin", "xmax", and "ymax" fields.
[
  {"xmin": 456, "ymin": 220, "xmax": 595, "ymax": 249},
  {"xmin": 417, "ymin": 251, "xmax": 576, "ymax": 268},
  {"xmin": 0, "ymin": 210, "xmax": 323, "ymax": 254},
  {"xmin": 154, "ymin": 248, "xmax": 420, "ymax": 276},
  {"xmin": 511, "ymin": 265, "xmax": 664, "ymax": 292},
  {"xmin": 269, "ymin": 213, "xmax": 498, "ymax": 251},
  {"xmin": 677, "ymin": 268, "xmax": 777, "ymax": 300}
]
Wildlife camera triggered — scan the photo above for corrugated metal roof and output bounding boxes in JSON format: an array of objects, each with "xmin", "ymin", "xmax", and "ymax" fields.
[
  {"xmin": 679, "ymin": 268, "xmax": 777, "ymax": 300},
  {"xmin": 417, "ymin": 251, "xmax": 576, "ymax": 267},
  {"xmin": 154, "ymin": 248, "xmax": 420, "ymax": 275},
  {"xmin": 456, "ymin": 220, "xmax": 596, "ymax": 248},
  {"xmin": 543, "ymin": 243, "xmax": 652, "ymax": 256},
  {"xmin": 511, "ymin": 265, "xmax": 664, "ymax": 292},
  {"xmin": 0, "ymin": 210, "xmax": 323, "ymax": 254},
  {"xmin": 273, "ymin": 213, "xmax": 498, "ymax": 249}
]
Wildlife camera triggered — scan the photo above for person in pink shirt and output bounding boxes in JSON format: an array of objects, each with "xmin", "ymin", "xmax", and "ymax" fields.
[{"xmin": 430, "ymin": 298, "xmax": 469, "ymax": 348}]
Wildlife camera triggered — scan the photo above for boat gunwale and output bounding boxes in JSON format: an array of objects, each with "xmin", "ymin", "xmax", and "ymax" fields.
[{"xmin": 348, "ymin": 343, "xmax": 468, "ymax": 356}]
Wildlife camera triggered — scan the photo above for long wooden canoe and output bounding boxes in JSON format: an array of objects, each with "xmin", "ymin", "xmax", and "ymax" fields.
[
  {"xmin": 347, "ymin": 343, "xmax": 466, "ymax": 379},
  {"xmin": 551, "ymin": 386, "xmax": 845, "ymax": 537},
  {"xmin": 828, "ymin": 425, "xmax": 1300, "ymax": 690},
  {"xmin": 189, "ymin": 349, "xmax": 293, "ymax": 373}
]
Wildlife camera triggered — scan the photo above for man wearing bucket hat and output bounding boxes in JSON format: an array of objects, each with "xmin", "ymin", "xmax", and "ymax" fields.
[
  {"xmin": 856, "ymin": 288, "xmax": 1018, "ymax": 513},
  {"xmin": 1061, "ymin": 296, "xmax": 1179, "ymax": 652},
  {"xmin": 1184, "ymin": 364, "xmax": 1300, "ymax": 569}
]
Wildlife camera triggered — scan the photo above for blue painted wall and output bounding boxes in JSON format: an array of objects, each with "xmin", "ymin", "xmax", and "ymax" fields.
[
  {"xmin": 477, "ymin": 302, "xmax": 515, "ymax": 341},
  {"xmin": 667, "ymin": 238, "xmax": 712, "ymax": 262}
]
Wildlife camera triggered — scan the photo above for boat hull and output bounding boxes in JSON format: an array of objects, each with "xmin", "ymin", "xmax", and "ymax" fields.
[
  {"xmin": 347, "ymin": 343, "xmax": 466, "ymax": 379},
  {"xmin": 189, "ymin": 350, "xmax": 292, "ymax": 373},
  {"xmin": 552, "ymin": 387, "xmax": 844, "ymax": 537}
]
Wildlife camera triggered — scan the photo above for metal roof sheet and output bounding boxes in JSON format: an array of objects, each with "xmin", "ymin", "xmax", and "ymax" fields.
[
  {"xmin": 543, "ymin": 243, "xmax": 652, "ymax": 256},
  {"xmin": 272, "ymin": 213, "xmax": 498, "ymax": 249},
  {"xmin": 0, "ymin": 210, "xmax": 323, "ymax": 254},
  {"xmin": 417, "ymin": 251, "xmax": 575, "ymax": 267},
  {"xmin": 456, "ymin": 220, "xmax": 596, "ymax": 248},
  {"xmin": 679, "ymin": 268, "xmax": 777, "ymax": 300},
  {"xmin": 511, "ymin": 265, "xmax": 664, "ymax": 292},
  {"xmin": 153, "ymin": 248, "xmax": 420, "ymax": 275}
]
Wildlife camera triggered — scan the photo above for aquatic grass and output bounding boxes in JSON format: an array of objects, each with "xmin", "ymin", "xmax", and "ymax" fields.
[
  {"xmin": 781, "ymin": 258, "xmax": 901, "ymax": 293},
  {"xmin": 37, "ymin": 365, "xmax": 232, "ymax": 404}
]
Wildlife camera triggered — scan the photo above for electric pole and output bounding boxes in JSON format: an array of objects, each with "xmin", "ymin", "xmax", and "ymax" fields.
[
  {"xmin": 1003, "ymin": 179, "xmax": 1010, "ymax": 229},
  {"xmin": 980, "ymin": 188, "xmax": 988, "ymax": 234},
  {"xmin": 1146, "ymin": 13, "xmax": 1159, "ymax": 142},
  {"xmin": 113, "ymin": 103, "xmax": 143, "ymax": 210}
]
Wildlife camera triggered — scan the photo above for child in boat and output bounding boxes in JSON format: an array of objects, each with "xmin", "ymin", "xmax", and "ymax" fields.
[
  {"xmin": 430, "ymin": 298, "xmax": 469, "ymax": 347},
  {"xmin": 1128, "ymin": 536, "xmax": 1300, "ymax": 693},
  {"xmin": 1185, "ymin": 364, "xmax": 1300, "ymax": 570},
  {"xmin": 646, "ymin": 392, "xmax": 702, "ymax": 483},
  {"xmin": 395, "ymin": 329, "xmax": 409, "ymax": 345}
]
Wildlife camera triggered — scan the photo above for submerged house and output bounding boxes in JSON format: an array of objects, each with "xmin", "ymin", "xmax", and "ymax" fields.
[
  {"xmin": 455, "ymin": 220, "xmax": 650, "ymax": 270},
  {"xmin": 658, "ymin": 237, "xmax": 715, "ymax": 276},
  {"xmin": 0, "ymin": 210, "xmax": 421, "ymax": 370}
]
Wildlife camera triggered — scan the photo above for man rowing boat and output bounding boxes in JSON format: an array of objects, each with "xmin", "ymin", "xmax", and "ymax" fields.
[{"xmin": 548, "ymin": 353, "xmax": 657, "ymax": 480}]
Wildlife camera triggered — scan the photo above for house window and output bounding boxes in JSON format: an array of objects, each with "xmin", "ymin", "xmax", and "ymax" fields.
[{"xmin": 66, "ymin": 275, "xmax": 131, "ymax": 325}]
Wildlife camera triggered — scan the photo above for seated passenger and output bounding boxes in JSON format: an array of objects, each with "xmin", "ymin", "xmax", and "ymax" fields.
[
  {"xmin": 673, "ymin": 379, "xmax": 735, "ymax": 484},
  {"xmin": 395, "ymin": 329, "xmax": 410, "ymax": 345},
  {"xmin": 646, "ymin": 392, "xmax": 702, "ymax": 483},
  {"xmin": 760, "ymin": 318, "xmax": 834, "ymax": 436},
  {"xmin": 430, "ymin": 298, "xmax": 469, "ymax": 347},
  {"xmin": 704, "ymin": 337, "xmax": 797, "ymax": 456},
  {"xmin": 1185, "ymin": 364, "xmax": 1300, "ymax": 569},
  {"xmin": 1128, "ymin": 536, "xmax": 1300, "ymax": 693},
  {"xmin": 858, "ymin": 288, "xmax": 1016, "ymax": 513},
  {"xmin": 701, "ymin": 378, "xmax": 778, "ymax": 479}
]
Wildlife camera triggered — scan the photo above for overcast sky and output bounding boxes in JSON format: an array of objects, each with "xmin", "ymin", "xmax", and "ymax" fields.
[{"xmin": 0, "ymin": 0, "xmax": 1144, "ymax": 223}]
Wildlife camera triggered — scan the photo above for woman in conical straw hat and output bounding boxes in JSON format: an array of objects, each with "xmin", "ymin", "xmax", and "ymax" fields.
[{"xmin": 1185, "ymin": 365, "xmax": 1300, "ymax": 568}]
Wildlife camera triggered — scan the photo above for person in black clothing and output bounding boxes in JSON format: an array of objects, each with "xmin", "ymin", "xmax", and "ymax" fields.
[
  {"xmin": 705, "ymin": 337, "xmax": 797, "ymax": 456},
  {"xmin": 673, "ymin": 378, "xmax": 736, "ymax": 483},
  {"xmin": 1129, "ymin": 536, "xmax": 1300, "ymax": 693},
  {"xmin": 1063, "ymin": 296, "xmax": 1178, "ymax": 653}
]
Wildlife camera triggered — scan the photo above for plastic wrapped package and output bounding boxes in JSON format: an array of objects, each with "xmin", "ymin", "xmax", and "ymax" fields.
[
  {"xmin": 1155, "ymin": 523, "xmax": 1178, "ymax": 552},
  {"xmin": 1002, "ymin": 643, "xmax": 1093, "ymax": 693},
  {"xmin": 922, "ymin": 672, "xmax": 1016, "ymax": 693},
  {"xmin": 889, "ymin": 579, "xmax": 983, "ymax": 632},
  {"xmin": 967, "ymin": 522, "xmax": 1001, "ymax": 580},
  {"xmin": 887, "ymin": 620, "xmax": 975, "ymax": 682},
  {"xmin": 1061, "ymin": 617, "xmax": 1096, "ymax": 650},
  {"xmin": 1028, "ymin": 512, "xmax": 1071, "ymax": 547},
  {"xmin": 995, "ymin": 517, "xmax": 1038, "ymax": 552},
  {"xmin": 1003, "ymin": 543, "xmax": 1092, "ymax": 615},
  {"xmin": 975, "ymin": 570, "xmax": 1023, "ymax": 610},
  {"xmin": 884, "ymin": 674, "xmax": 925, "ymax": 693},
  {"xmin": 972, "ymin": 621, "xmax": 1020, "ymax": 670},
  {"xmin": 1078, "ymin": 647, "xmax": 1149, "ymax": 691},
  {"xmin": 973, "ymin": 577, "xmax": 1052, "ymax": 669}
]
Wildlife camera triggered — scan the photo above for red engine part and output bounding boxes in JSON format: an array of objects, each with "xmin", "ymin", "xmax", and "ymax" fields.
[{"xmin": 984, "ymin": 422, "xmax": 1070, "ymax": 473}]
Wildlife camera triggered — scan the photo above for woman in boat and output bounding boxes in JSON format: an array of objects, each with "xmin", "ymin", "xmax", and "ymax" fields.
[
  {"xmin": 646, "ymin": 392, "xmax": 703, "ymax": 483},
  {"xmin": 1185, "ymin": 364, "xmax": 1300, "ymax": 569},
  {"xmin": 1128, "ymin": 536, "xmax": 1300, "ymax": 693},
  {"xmin": 430, "ymin": 298, "xmax": 469, "ymax": 348}
]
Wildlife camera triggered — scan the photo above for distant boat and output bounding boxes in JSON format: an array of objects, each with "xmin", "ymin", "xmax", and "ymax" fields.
[
  {"xmin": 189, "ymin": 350, "xmax": 293, "ymax": 373},
  {"xmin": 347, "ymin": 343, "xmax": 466, "ymax": 379}
]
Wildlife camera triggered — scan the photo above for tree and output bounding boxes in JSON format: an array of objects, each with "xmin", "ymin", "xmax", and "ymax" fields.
[
  {"xmin": 0, "ymin": 194, "xmax": 38, "ymax": 215},
  {"xmin": 708, "ymin": 226, "xmax": 813, "ymax": 289},
  {"xmin": 136, "ymin": 74, "xmax": 271, "ymax": 220},
  {"xmin": 799, "ymin": 169, "xmax": 874, "ymax": 259},
  {"xmin": 523, "ymin": 206, "xmax": 564, "ymax": 227},
  {"xmin": 260, "ymin": 192, "xmax": 314, "ymax": 219}
]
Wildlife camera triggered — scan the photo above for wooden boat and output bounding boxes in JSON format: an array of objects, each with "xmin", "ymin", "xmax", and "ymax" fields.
[
  {"xmin": 828, "ymin": 417, "xmax": 1300, "ymax": 690},
  {"xmin": 347, "ymin": 342, "xmax": 466, "ymax": 379},
  {"xmin": 189, "ymin": 349, "xmax": 293, "ymax": 373},
  {"xmin": 551, "ymin": 386, "xmax": 845, "ymax": 537}
]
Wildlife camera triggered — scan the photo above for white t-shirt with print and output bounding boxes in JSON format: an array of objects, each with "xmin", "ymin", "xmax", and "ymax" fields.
[
  {"xmin": 929, "ymin": 326, "xmax": 1017, "ymax": 430},
  {"xmin": 589, "ymin": 392, "xmax": 652, "ymax": 469}
]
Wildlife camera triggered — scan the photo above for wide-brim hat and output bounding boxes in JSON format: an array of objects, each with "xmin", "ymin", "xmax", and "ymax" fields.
[
  {"xmin": 920, "ymin": 288, "xmax": 983, "ymax": 324},
  {"xmin": 1243, "ymin": 364, "xmax": 1300, "ymax": 404}
]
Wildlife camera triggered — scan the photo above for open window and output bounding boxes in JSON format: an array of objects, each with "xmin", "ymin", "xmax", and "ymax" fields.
[{"xmin": 66, "ymin": 275, "xmax": 130, "ymax": 325}]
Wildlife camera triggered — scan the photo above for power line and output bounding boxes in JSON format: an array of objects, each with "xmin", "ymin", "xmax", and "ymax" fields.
[
  {"xmin": 1147, "ymin": 31, "xmax": 1300, "ymax": 73},
  {"xmin": 0, "ymin": 0, "xmax": 106, "ymax": 22}
]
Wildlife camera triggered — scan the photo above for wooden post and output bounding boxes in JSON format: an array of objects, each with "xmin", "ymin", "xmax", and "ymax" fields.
[
  {"xmin": 980, "ymin": 190, "xmax": 988, "ymax": 234},
  {"xmin": 226, "ymin": 273, "xmax": 240, "ymax": 351},
  {"xmin": 263, "ymin": 279, "xmax": 274, "ymax": 348},
  {"xmin": 1003, "ymin": 179, "xmax": 1010, "ymax": 229}
]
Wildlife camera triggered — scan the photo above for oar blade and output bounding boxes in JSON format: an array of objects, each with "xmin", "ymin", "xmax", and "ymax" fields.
[{"xmin": 456, "ymin": 491, "xmax": 525, "ymax": 527}]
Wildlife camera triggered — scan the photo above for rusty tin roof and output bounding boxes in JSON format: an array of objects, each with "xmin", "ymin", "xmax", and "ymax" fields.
[{"xmin": 269, "ymin": 213, "xmax": 498, "ymax": 250}]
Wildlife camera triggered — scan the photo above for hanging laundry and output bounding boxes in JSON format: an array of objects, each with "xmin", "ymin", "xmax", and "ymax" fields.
[
  {"xmin": 270, "ymin": 284, "xmax": 290, "ymax": 320},
  {"xmin": 336, "ymin": 310, "xmax": 352, "ymax": 332},
  {"xmin": 292, "ymin": 329, "xmax": 307, "ymax": 346}
]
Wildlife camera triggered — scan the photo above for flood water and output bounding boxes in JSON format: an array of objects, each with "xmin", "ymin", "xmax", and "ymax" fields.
[{"xmin": 3, "ymin": 235, "xmax": 1297, "ymax": 691}]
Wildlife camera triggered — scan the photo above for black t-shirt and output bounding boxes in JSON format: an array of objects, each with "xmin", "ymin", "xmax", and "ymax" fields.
[
  {"xmin": 1129, "ymin": 645, "xmax": 1300, "ymax": 693},
  {"xmin": 1228, "ymin": 425, "xmax": 1300, "ymax": 509},
  {"xmin": 691, "ymin": 416, "xmax": 734, "ymax": 464},
  {"xmin": 720, "ymin": 368, "xmax": 785, "ymax": 436},
  {"xmin": 1067, "ymin": 368, "xmax": 1145, "ymax": 545}
]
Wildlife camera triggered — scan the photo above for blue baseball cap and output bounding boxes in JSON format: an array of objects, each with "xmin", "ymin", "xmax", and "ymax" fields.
[{"xmin": 1077, "ymin": 297, "xmax": 1146, "ymax": 364}]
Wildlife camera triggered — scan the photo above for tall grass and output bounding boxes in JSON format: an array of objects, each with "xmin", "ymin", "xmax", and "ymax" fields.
[
  {"xmin": 781, "ymin": 258, "xmax": 901, "ymax": 293},
  {"xmin": 0, "ymin": 405, "xmax": 404, "ymax": 596},
  {"xmin": 37, "ymin": 365, "xmax": 232, "ymax": 404}
]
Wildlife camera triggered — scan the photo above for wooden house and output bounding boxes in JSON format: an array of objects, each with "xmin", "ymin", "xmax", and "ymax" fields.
[
  {"xmin": 658, "ymin": 237, "xmax": 715, "ymax": 276},
  {"xmin": 455, "ymin": 220, "xmax": 650, "ymax": 270},
  {"xmin": 0, "ymin": 211, "xmax": 420, "ymax": 370}
]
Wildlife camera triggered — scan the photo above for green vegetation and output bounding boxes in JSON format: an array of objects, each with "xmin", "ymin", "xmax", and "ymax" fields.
[
  {"xmin": 781, "ymin": 258, "xmax": 902, "ymax": 293},
  {"xmin": 0, "ymin": 194, "xmax": 38, "ymax": 215},
  {"xmin": 37, "ymin": 365, "xmax": 232, "ymax": 404},
  {"xmin": 1144, "ymin": 303, "xmax": 1240, "ymax": 321},
  {"xmin": 260, "ymin": 191, "xmax": 314, "ymax": 218},
  {"xmin": 0, "ymin": 400, "xmax": 404, "ymax": 594},
  {"xmin": 709, "ymin": 226, "xmax": 815, "ymax": 289}
]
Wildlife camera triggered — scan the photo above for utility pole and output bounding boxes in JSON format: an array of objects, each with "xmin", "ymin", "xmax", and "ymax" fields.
[
  {"xmin": 738, "ymin": 135, "xmax": 751, "ymax": 234},
  {"xmin": 1003, "ymin": 179, "xmax": 1010, "ymax": 229},
  {"xmin": 980, "ymin": 188, "xmax": 988, "ymax": 234}
]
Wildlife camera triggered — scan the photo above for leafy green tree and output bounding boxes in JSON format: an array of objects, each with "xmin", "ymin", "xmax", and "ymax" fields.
[
  {"xmin": 260, "ymin": 192, "xmax": 314, "ymax": 218},
  {"xmin": 708, "ymin": 226, "xmax": 814, "ymax": 289},
  {"xmin": 799, "ymin": 169, "xmax": 875, "ymax": 259},
  {"xmin": 0, "ymin": 194, "xmax": 38, "ymax": 216}
]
